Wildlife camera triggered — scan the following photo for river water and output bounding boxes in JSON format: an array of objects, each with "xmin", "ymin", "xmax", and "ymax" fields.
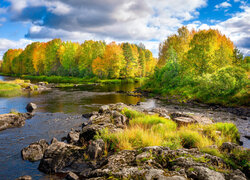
[{"xmin": 0, "ymin": 75, "xmax": 249, "ymax": 179}]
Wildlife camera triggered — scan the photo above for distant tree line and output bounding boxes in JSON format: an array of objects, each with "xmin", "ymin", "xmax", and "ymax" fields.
[{"xmin": 1, "ymin": 39, "xmax": 157, "ymax": 79}]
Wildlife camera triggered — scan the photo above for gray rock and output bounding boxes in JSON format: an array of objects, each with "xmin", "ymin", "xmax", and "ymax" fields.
[
  {"xmin": 186, "ymin": 166, "xmax": 225, "ymax": 180},
  {"xmin": 64, "ymin": 172, "xmax": 79, "ymax": 180},
  {"xmin": 170, "ymin": 113, "xmax": 213, "ymax": 126},
  {"xmin": 51, "ymin": 137, "xmax": 58, "ymax": 144},
  {"xmin": 15, "ymin": 175, "xmax": 32, "ymax": 180},
  {"xmin": 67, "ymin": 130, "xmax": 80, "ymax": 144},
  {"xmin": 98, "ymin": 105, "xmax": 110, "ymax": 113},
  {"xmin": 38, "ymin": 141, "xmax": 89, "ymax": 174},
  {"xmin": 26, "ymin": 103, "xmax": 37, "ymax": 112},
  {"xmin": 21, "ymin": 139, "xmax": 49, "ymax": 162},
  {"xmin": 220, "ymin": 142, "xmax": 241, "ymax": 153},
  {"xmin": 87, "ymin": 139, "xmax": 105, "ymax": 160},
  {"xmin": 0, "ymin": 113, "xmax": 33, "ymax": 131}
]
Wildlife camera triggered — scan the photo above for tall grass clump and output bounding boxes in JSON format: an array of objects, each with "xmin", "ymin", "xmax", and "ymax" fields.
[
  {"xmin": 178, "ymin": 129, "xmax": 212, "ymax": 148},
  {"xmin": 130, "ymin": 115, "xmax": 177, "ymax": 130},
  {"xmin": 121, "ymin": 108, "xmax": 144, "ymax": 119}
]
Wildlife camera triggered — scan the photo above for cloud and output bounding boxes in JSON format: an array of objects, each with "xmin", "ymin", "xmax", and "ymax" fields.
[
  {"xmin": 0, "ymin": 39, "xmax": 33, "ymax": 59},
  {"xmin": 187, "ymin": 5, "xmax": 250, "ymax": 56},
  {"xmin": 215, "ymin": 2, "xmax": 232, "ymax": 9},
  {"xmin": 5, "ymin": 0, "xmax": 207, "ymax": 42}
]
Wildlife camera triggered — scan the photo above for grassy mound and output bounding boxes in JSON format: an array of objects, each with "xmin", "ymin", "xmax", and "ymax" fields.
[{"xmin": 96, "ymin": 108, "xmax": 240, "ymax": 151}]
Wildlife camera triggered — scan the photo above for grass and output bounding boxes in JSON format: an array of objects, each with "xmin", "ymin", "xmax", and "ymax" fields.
[
  {"xmin": 0, "ymin": 81, "xmax": 22, "ymax": 97},
  {"xmin": 96, "ymin": 108, "xmax": 240, "ymax": 152},
  {"xmin": 0, "ymin": 78, "xmax": 41, "ymax": 97}
]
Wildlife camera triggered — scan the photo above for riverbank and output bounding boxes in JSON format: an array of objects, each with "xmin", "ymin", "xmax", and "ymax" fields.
[
  {"xmin": 0, "ymin": 73, "xmax": 148, "ymax": 85},
  {"xmin": 0, "ymin": 79, "xmax": 50, "ymax": 97},
  {"xmin": 19, "ymin": 103, "xmax": 249, "ymax": 179}
]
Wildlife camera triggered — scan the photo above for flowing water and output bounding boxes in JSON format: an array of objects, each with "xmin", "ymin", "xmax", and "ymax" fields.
[{"xmin": 0, "ymin": 75, "xmax": 249, "ymax": 179}]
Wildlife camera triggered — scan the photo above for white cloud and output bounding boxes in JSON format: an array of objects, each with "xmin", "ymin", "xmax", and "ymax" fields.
[
  {"xmin": 0, "ymin": 39, "xmax": 33, "ymax": 59},
  {"xmin": 186, "ymin": 6, "xmax": 250, "ymax": 56},
  {"xmin": 215, "ymin": 2, "xmax": 232, "ymax": 9}
]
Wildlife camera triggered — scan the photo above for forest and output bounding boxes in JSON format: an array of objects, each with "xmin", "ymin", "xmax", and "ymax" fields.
[
  {"xmin": 0, "ymin": 40, "xmax": 156, "ymax": 79},
  {"xmin": 0, "ymin": 27, "xmax": 249, "ymax": 106},
  {"xmin": 144, "ymin": 27, "xmax": 249, "ymax": 106}
]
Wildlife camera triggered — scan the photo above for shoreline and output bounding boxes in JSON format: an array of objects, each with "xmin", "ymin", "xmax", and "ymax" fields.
[{"xmin": 17, "ymin": 103, "xmax": 249, "ymax": 180}]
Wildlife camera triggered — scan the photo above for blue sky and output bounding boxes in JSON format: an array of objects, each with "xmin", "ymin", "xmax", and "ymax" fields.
[{"xmin": 0, "ymin": 0, "xmax": 249, "ymax": 58}]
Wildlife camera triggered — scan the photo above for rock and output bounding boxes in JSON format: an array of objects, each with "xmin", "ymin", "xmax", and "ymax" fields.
[
  {"xmin": 26, "ymin": 103, "xmax": 37, "ymax": 112},
  {"xmin": 51, "ymin": 137, "xmax": 58, "ymax": 144},
  {"xmin": 15, "ymin": 175, "xmax": 32, "ymax": 180},
  {"xmin": 170, "ymin": 113, "xmax": 213, "ymax": 126},
  {"xmin": 39, "ymin": 141, "xmax": 89, "ymax": 174},
  {"xmin": 82, "ymin": 113, "xmax": 93, "ymax": 119},
  {"xmin": 220, "ymin": 142, "xmax": 241, "ymax": 153},
  {"xmin": 87, "ymin": 139, "xmax": 105, "ymax": 160},
  {"xmin": 21, "ymin": 139, "xmax": 49, "ymax": 162},
  {"xmin": 0, "ymin": 113, "xmax": 33, "ymax": 131},
  {"xmin": 186, "ymin": 166, "xmax": 225, "ymax": 180},
  {"xmin": 64, "ymin": 172, "xmax": 79, "ymax": 180},
  {"xmin": 38, "ymin": 82, "xmax": 46, "ymax": 86},
  {"xmin": 111, "ymin": 111, "xmax": 128, "ymax": 126},
  {"xmin": 98, "ymin": 105, "xmax": 110, "ymax": 113},
  {"xmin": 67, "ymin": 130, "xmax": 80, "ymax": 144}
]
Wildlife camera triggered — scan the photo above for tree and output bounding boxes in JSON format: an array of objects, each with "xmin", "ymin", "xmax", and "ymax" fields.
[
  {"xmin": 44, "ymin": 39, "xmax": 62, "ymax": 75},
  {"xmin": 2, "ymin": 49, "xmax": 23, "ymax": 74}
]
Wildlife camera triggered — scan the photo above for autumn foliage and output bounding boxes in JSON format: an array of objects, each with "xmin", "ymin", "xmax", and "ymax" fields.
[
  {"xmin": 1, "ymin": 40, "xmax": 157, "ymax": 79},
  {"xmin": 144, "ymin": 27, "xmax": 249, "ymax": 106}
]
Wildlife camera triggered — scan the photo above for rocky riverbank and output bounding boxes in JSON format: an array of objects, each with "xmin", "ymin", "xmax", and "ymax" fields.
[
  {"xmin": 0, "ymin": 112, "xmax": 33, "ymax": 131},
  {"xmin": 18, "ymin": 103, "xmax": 249, "ymax": 180}
]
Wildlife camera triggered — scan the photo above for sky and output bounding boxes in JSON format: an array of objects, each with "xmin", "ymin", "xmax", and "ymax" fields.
[{"xmin": 0, "ymin": 0, "xmax": 249, "ymax": 59}]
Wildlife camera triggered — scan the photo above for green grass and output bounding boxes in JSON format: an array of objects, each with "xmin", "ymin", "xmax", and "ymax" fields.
[{"xmin": 0, "ymin": 81, "xmax": 22, "ymax": 97}]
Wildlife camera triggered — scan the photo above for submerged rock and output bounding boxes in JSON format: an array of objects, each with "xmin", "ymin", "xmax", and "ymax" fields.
[
  {"xmin": 0, "ymin": 113, "xmax": 33, "ymax": 131},
  {"xmin": 21, "ymin": 139, "xmax": 49, "ymax": 162}
]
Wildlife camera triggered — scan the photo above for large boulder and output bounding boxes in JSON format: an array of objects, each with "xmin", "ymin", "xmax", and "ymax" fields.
[
  {"xmin": 26, "ymin": 103, "xmax": 37, "ymax": 112},
  {"xmin": 0, "ymin": 113, "xmax": 33, "ymax": 131},
  {"xmin": 21, "ymin": 139, "xmax": 49, "ymax": 161},
  {"xmin": 38, "ymin": 140, "xmax": 89, "ymax": 174}
]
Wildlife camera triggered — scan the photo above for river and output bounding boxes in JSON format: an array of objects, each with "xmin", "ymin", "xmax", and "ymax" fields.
[{"xmin": 0, "ymin": 75, "xmax": 249, "ymax": 179}]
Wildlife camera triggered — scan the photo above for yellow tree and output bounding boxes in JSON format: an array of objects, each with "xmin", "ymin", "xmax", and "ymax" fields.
[{"xmin": 2, "ymin": 49, "xmax": 23, "ymax": 74}]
